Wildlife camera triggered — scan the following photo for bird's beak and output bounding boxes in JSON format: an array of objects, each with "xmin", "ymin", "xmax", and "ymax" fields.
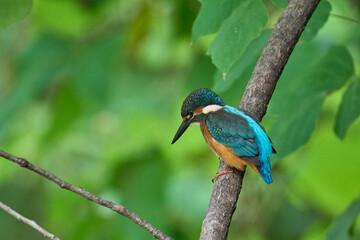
[{"xmin": 171, "ymin": 119, "xmax": 191, "ymax": 144}]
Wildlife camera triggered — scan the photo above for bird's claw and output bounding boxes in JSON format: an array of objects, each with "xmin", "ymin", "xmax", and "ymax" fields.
[{"xmin": 212, "ymin": 169, "xmax": 235, "ymax": 183}]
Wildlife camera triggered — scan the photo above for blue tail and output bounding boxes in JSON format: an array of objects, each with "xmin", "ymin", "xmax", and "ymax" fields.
[{"xmin": 257, "ymin": 164, "xmax": 273, "ymax": 184}]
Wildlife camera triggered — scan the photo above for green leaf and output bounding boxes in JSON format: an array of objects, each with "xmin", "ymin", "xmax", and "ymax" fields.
[
  {"xmin": 191, "ymin": 0, "xmax": 243, "ymax": 42},
  {"xmin": 301, "ymin": 1, "xmax": 332, "ymax": 42},
  {"xmin": 306, "ymin": 46, "xmax": 354, "ymax": 92},
  {"xmin": 0, "ymin": 0, "xmax": 32, "ymax": 29},
  {"xmin": 335, "ymin": 77, "xmax": 360, "ymax": 139},
  {"xmin": 271, "ymin": 93, "xmax": 326, "ymax": 158},
  {"xmin": 213, "ymin": 29, "xmax": 272, "ymax": 92},
  {"xmin": 327, "ymin": 196, "xmax": 360, "ymax": 240},
  {"xmin": 207, "ymin": 0, "xmax": 268, "ymax": 74},
  {"xmin": 270, "ymin": 0, "xmax": 287, "ymax": 9},
  {"xmin": 269, "ymin": 45, "xmax": 354, "ymax": 159}
]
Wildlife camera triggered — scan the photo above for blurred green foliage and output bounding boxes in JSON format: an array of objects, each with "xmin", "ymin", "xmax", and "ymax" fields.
[
  {"xmin": 0, "ymin": 0, "xmax": 359, "ymax": 239},
  {"xmin": 328, "ymin": 197, "xmax": 360, "ymax": 240}
]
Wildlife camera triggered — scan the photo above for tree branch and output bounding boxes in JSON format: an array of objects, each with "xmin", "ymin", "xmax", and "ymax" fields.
[
  {"xmin": 200, "ymin": 0, "xmax": 321, "ymax": 239},
  {"xmin": 0, "ymin": 149, "xmax": 172, "ymax": 240},
  {"xmin": 0, "ymin": 201, "xmax": 61, "ymax": 240}
]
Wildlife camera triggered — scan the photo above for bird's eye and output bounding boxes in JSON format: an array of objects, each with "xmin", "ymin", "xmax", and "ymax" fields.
[{"xmin": 185, "ymin": 112, "xmax": 193, "ymax": 120}]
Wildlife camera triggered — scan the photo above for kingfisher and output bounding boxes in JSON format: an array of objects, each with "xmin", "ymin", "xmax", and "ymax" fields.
[{"xmin": 171, "ymin": 88, "xmax": 276, "ymax": 184}]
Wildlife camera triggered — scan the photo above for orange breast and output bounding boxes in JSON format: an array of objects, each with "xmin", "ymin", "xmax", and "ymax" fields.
[{"xmin": 200, "ymin": 122, "xmax": 248, "ymax": 171}]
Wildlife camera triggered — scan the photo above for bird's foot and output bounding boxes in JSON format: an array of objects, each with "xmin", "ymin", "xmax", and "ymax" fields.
[{"xmin": 212, "ymin": 168, "xmax": 235, "ymax": 183}]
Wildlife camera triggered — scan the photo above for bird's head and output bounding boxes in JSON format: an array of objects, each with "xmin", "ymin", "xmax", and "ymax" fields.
[{"xmin": 172, "ymin": 88, "xmax": 224, "ymax": 144}]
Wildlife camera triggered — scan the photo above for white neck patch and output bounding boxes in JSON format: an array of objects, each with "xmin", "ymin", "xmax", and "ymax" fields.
[{"xmin": 203, "ymin": 104, "xmax": 223, "ymax": 114}]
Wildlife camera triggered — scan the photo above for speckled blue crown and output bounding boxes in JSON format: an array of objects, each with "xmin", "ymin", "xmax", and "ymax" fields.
[{"xmin": 181, "ymin": 88, "xmax": 224, "ymax": 117}]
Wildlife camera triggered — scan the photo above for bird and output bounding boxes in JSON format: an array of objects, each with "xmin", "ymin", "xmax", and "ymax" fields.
[{"xmin": 171, "ymin": 88, "xmax": 276, "ymax": 184}]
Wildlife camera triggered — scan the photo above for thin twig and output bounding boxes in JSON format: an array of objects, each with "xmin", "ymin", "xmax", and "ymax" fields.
[
  {"xmin": 0, "ymin": 201, "xmax": 60, "ymax": 240},
  {"xmin": 200, "ymin": 0, "xmax": 321, "ymax": 239},
  {"xmin": 0, "ymin": 149, "xmax": 173, "ymax": 240}
]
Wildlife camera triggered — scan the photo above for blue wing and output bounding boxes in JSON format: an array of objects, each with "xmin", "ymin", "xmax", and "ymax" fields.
[
  {"xmin": 205, "ymin": 109, "xmax": 261, "ymax": 166},
  {"xmin": 206, "ymin": 106, "xmax": 274, "ymax": 184},
  {"xmin": 223, "ymin": 106, "xmax": 274, "ymax": 184}
]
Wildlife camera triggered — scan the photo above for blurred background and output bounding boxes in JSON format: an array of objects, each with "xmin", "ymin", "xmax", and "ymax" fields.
[{"xmin": 0, "ymin": 0, "xmax": 359, "ymax": 239}]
